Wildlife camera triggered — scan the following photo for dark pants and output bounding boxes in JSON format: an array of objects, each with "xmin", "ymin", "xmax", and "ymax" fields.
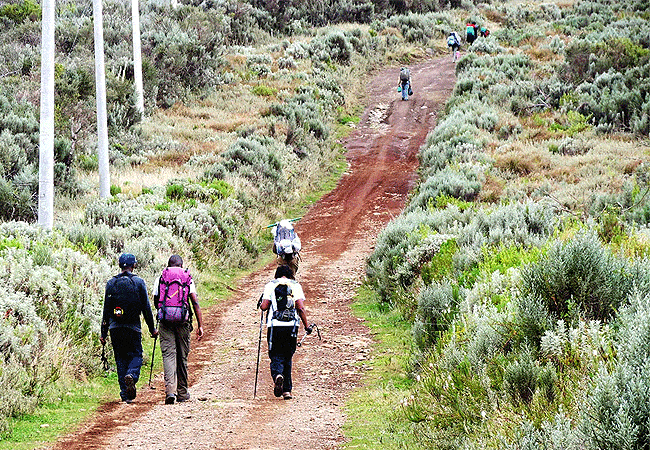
[
  {"xmin": 109, "ymin": 327, "xmax": 143, "ymax": 401},
  {"xmin": 267, "ymin": 326, "xmax": 297, "ymax": 393}
]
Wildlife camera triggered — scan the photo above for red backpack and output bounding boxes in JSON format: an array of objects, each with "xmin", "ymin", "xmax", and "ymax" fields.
[{"xmin": 157, "ymin": 267, "xmax": 192, "ymax": 323}]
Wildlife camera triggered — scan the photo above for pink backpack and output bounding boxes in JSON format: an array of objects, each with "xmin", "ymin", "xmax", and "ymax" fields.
[{"xmin": 157, "ymin": 267, "xmax": 192, "ymax": 323}]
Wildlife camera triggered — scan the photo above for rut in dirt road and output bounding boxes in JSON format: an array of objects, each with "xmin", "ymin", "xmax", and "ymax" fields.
[{"xmin": 50, "ymin": 56, "xmax": 455, "ymax": 450}]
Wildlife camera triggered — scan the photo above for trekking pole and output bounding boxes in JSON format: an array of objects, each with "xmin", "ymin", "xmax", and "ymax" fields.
[
  {"xmin": 297, "ymin": 324, "xmax": 321, "ymax": 347},
  {"xmin": 101, "ymin": 341, "xmax": 110, "ymax": 371},
  {"xmin": 253, "ymin": 309, "xmax": 265, "ymax": 399},
  {"xmin": 264, "ymin": 217, "xmax": 302, "ymax": 229},
  {"xmin": 148, "ymin": 320, "xmax": 159, "ymax": 389}
]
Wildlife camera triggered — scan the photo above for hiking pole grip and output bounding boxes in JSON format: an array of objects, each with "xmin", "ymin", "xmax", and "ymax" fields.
[{"xmin": 297, "ymin": 323, "xmax": 316, "ymax": 347}]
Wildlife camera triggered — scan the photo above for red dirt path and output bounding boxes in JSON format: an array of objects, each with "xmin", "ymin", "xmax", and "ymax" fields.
[{"xmin": 49, "ymin": 55, "xmax": 455, "ymax": 450}]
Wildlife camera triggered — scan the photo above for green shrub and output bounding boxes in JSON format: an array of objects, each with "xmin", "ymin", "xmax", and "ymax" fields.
[
  {"xmin": 166, "ymin": 183, "xmax": 184, "ymax": 201},
  {"xmin": 409, "ymin": 165, "xmax": 483, "ymax": 210},
  {"xmin": 309, "ymin": 31, "xmax": 353, "ymax": 64},
  {"xmin": 110, "ymin": 185, "xmax": 121, "ymax": 196},
  {"xmin": 413, "ymin": 281, "xmax": 459, "ymax": 350},
  {"xmin": 367, "ymin": 208, "xmax": 464, "ymax": 302},
  {"xmin": 381, "ymin": 12, "xmax": 453, "ymax": 44},
  {"xmin": 421, "ymin": 239, "xmax": 458, "ymax": 285},
  {"xmin": 582, "ymin": 292, "xmax": 650, "ymax": 449},
  {"xmin": 0, "ymin": 0, "xmax": 40, "ymax": 23},
  {"xmin": 503, "ymin": 350, "xmax": 539, "ymax": 405},
  {"xmin": 519, "ymin": 230, "xmax": 650, "ymax": 340},
  {"xmin": 252, "ymin": 84, "xmax": 277, "ymax": 97}
]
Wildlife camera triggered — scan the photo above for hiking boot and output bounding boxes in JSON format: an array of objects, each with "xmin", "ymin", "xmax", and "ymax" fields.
[
  {"xmin": 124, "ymin": 374, "xmax": 137, "ymax": 400},
  {"xmin": 176, "ymin": 395, "xmax": 190, "ymax": 403},
  {"xmin": 165, "ymin": 395, "xmax": 176, "ymax": 405},
  {"xmin": 282, "ymin": 392, "xmax": 292, "ymax": 400},
  {"xmin": 273, "ymin": 374, "xmax": 284, "ymax": 398}
]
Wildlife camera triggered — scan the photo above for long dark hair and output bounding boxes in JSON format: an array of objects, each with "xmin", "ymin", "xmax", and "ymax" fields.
[{"xmin": 274, "ymin": 265, "xmax": 294, "ymax": 280}]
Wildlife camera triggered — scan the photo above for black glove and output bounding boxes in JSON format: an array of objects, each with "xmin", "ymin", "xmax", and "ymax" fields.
[{"xmin": 306, "ymin": 325, "xmax": 313, "ymax": 335}]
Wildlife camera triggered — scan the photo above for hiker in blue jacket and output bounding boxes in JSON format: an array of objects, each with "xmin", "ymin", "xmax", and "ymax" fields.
[
  {"xmin": 398, "ymin": 66, "xmax": 412, "ymax": 101},
  {"xmin": 100, "ymin": 253, "xmax": 158, "ymax": 403}
]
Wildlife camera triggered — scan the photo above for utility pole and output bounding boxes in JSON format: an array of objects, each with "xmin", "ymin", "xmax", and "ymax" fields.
[
  {"xmin": 93, "ymin": 0, "xmax": 110, "ymax": 198},
  {"xmin": 38, "ymin": 0, "xmax": 55, "ymax": 229},
  {"xmin": 132, "ymin": 0, "xmax": 144, "ymax": 116}
]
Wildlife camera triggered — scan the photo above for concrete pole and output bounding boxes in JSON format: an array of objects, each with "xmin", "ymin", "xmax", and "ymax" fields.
[
  {"xmin": 132, "ymin": 0, "xmax": 144, "ymax": 116},
  {"xmin": 93, "ymin": 0, "xmax": 111, "ymax": 198},
  {"xmin": 38, "ymin": 0, "xmax": 55, "ymax": 229}
]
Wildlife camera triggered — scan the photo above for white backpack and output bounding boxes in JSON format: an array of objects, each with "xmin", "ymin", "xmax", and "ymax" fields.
[{"xmin": 273, "ymin": 220, "xmax": 298, "ymax": 256}]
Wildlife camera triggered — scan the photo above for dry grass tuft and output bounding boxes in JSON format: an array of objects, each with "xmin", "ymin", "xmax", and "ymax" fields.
[
  {"xmin": 479, "ymin": 174, "xmax": 505, "ymax": 203},
  {"xmin": 488, "ymin": 137, "xmax": 650, "ymax": 214},
  {"xmin": 379, "ymin": 27, "xmax": 402, "ymax": 38},
  {"xmin": 483, "ymin": 8, "xmax": 507, "ymax": 25}
]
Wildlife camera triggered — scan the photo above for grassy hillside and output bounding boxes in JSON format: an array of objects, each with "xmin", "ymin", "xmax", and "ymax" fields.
[{"xmin": 355, "ymin": 0, "xmax": 650, "ymax": 448}]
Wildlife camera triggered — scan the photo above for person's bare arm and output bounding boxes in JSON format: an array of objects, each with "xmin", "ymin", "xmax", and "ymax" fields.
[
  {"xmin": 190, "ymin": 292, "xmax": 204, "ymax": 340},
  {"xmin": 295, "ymin": 298, "xmax": 309, "ymax": 330}
]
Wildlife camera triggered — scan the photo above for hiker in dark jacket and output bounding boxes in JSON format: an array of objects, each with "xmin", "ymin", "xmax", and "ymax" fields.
[{"xmin": 100, "ymin": 253, "xmax": 158, "ymax": 403}]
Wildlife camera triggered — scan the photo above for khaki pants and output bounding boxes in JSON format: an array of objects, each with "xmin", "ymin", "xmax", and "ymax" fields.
[{"xmin": 159, "ymin": 321, "xmax": 192, "ymax": 400}]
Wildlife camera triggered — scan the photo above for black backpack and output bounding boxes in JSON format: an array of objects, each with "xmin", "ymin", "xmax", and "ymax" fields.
[
  {"xmin": 272, "ymin": 282, "xmax": 296, "ymax": 322},
  {"xmin": 106, "ymin": 273, "xmax": 141, "ymax": 324}
]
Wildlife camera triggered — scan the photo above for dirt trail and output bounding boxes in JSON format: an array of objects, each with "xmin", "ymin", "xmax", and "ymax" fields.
[{"xmin": 51, "ymin": 56, "xmax": 455, "ymax": 450}]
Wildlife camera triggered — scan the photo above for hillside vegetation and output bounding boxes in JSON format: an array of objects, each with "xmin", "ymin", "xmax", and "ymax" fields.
[
  {"xmin": 1, "ymin": 0, "xmax": 649, "ymax": 446},
  {"xmin": 361, "ymin": 0, "xmax": 650, "ymax": 448}
]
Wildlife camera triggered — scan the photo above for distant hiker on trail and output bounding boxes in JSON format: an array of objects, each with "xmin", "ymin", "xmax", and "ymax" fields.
[
  {"xmin": 480, "ymin": 25, "xmax": 490, "ymax": 38},
  {"xmin": 153, "ymin": 254, "xmax": 204, "ymax": 405},
  {"xmin": 466, "ymin": 20, "xmax": 478, "ymax": 45},
  {"xmin": 398, "ymin": 66, "xmax": 412, "ymax": 101},
  {"xmin": 100, "ymin": 253, "xmax": 158, "ymax": 404},
  {"xmin": 447, "ymin": 31, "xmax": 461, "ymax": 62},
  {"xmin": 272, "ymin": 219, "xmax": 301, "ymax": 276},
  {"xmin": 259, "ymin": 265, "xmax": 311, "ymax": 400}
]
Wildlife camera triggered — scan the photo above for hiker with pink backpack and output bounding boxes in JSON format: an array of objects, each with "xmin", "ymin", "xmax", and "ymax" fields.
[{"xmin": 153, "ymin": 254, "xmax": 204, "ymax": 405}]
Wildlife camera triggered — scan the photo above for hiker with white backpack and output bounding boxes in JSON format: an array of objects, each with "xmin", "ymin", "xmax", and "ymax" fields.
[
  {"xmin": 153, "ymin": 254, "xmax": 204, "ymax": 405},
  {"xmin": 259, "ymin": 265, "xmax": 312, "ymax": 400},
  {"xmin": 447, "ymin": 31, "xmax": 461, "ymax": 62},
  {"xmin": 271, "ymin": 218, "xmax": 302, "ymax": 276}
]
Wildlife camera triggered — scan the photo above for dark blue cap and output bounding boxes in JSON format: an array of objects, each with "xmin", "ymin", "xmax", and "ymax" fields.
[{"xmin": 118, "ymin": 253, "xmax": 137, "ymax": 268}]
